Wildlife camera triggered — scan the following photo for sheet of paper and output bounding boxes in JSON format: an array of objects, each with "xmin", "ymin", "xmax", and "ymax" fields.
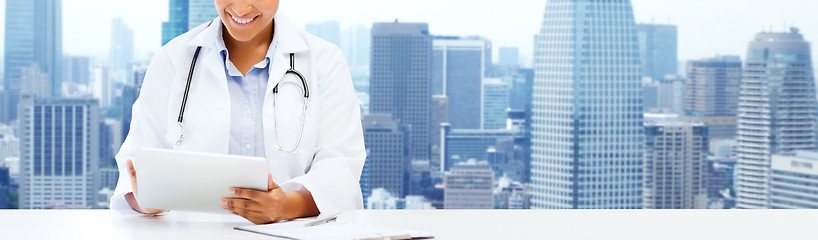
[{"xmin": 235, "ymin": 222, "xmax": 433, "ymax": 240}]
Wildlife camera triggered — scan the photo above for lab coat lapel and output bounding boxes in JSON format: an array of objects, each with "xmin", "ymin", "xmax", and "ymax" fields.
[
  {"xmin": 199, "ymin": 48, "xmax": 231, "ymax": 154},
  {"xmin": 266, "ymin": 14, "xmax": 310, "ymax": 96},
  {"xmin": 173, "ymin": 19, "xmax": 231, "ymax": 154},
  {"xmin": 263, "ymin": 14, "xmax": 312, "ymax": 177},
  {"xmin": 267, "ymin": 50, "xmax": 289, "ymax": 95},
  {"xmin": 169, "ymin": 46, "xmax": 230, "ymax": 155},
  {"xmin": 198, "ymin": 19, "xmax": 231, "ymax": 154}
]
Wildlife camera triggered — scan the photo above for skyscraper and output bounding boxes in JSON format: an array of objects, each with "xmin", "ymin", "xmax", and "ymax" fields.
[
  {"xmin": 371, "ymin": 22, "xmax": 432, "ymax": 161},
  {"xmin": 531, "ymin": 0, "xmax": 644, "ymax": 209},
  {"xmin": 18, "ymin": 95, "xmax": 100, "ymax": 209},
  {"xmin": 109, "ymin": 17, "xmax": 134, "ymax": 75},
  {"xmin": 432, "ymin": 37, "xmax": 487, "ymax": 129},
  {"xmin": 643, "ymin": 120, "xmax": 708, "ymax": 209},
  {"xmin": 33, "ymin": 0, "xmax": 62, "ymax": 98},
  {"xmin": 637, "ymin": 23, "xmax": 678, "ymax": 82},
  {"xmin": 683, "ymin": 56, "xmax": 742, "ymax": 141},
  {"xmin": 360, "ymin": 114, "xmax": 406, "ymax": 202},
  {"xmin": 188, "ymin": 0, "xmax": 218, "ymax": 29},
  {"xmin": 507, "ymin": 68, "xmax": 534, "ymax": 113},
  {"xmin": 3, "ymin": 0, "xmax": 63, "ymax": 123},
  {"xmin": 162, "ymin": 0, "xmax": 189, "ymax": 46},
  {"xmin": 735, "ymin": 28, "xmax": 817, "ymax": 209},
  {"xmin": 482, "ymin": 78, "xmax": 509, "ymax": 130}
]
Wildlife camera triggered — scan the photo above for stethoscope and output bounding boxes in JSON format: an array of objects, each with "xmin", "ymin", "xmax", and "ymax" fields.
[{"xmin": 164, "ymin": 23, "xmax": 309, "ymax": 153}]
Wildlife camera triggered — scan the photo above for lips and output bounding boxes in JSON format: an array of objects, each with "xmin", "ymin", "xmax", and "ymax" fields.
[{"xmin": 228, "ymin": 12, "xmax": 258, "ymax": 25}]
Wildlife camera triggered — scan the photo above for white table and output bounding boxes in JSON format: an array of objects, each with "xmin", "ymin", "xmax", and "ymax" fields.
[{"xmin": 1, "ymin": 209, "xmax": 816, "ymax": 239}]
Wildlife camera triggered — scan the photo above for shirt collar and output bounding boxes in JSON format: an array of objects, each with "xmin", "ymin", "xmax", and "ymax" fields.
[{"xmin": 215, "ymin": 21, "xmax": 279, "ymax": 77}]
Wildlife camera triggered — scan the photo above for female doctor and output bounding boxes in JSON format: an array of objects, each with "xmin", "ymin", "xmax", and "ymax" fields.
[{"xmin": 110, "ymin": 0, "xmax": 366, "ymax": 224}]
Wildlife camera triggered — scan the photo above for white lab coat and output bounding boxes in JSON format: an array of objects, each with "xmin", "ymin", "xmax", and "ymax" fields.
[{"xmin": 110, "ymin": 14, "xmax": 366, "ymax": 216}]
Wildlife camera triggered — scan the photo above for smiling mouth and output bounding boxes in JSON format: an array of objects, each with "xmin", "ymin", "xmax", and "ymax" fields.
[{"xmin": 228, "ymin": 12, "xmax": 259, "ymax": 25}]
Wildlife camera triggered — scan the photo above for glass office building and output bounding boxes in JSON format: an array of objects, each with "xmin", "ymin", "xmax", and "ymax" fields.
[
  {"xmin": 735, "ymin": 28, "xmax": 818, "ymax": 209},
  {"xmin": 162, "ymin": 0, "xmax": 189, "ymax": 46},
  {"xmin": 370, "ymin": 22, "xmax": 432, "ymax": 161},
  {"xmin": 482, "ymin": 78, "xmax": 509, "ymax": 130},
  {"xmin": 683, "ymin": 56, "xmax": 742, "ymax": 141},
  {"xmin": 187, "ymin": 0, "xmax": 218, "ymax": 29},
  {"xmin": 18, "ymin": 96, "xmax": 100, "ymax": 209},
  {"xmin": 531, "ymin": 0, "xmax": 644, "ymax": 209},
  {"xmin": 432, "ymin": 37, "xmax": 488, "ymax": 129},
  {"xmin": 643, "ymin": 121, "xmax": 708, "ymax": 209},
  {"xmin": 109, "ymin": 17, "xmax": 134, "ymax": 72},
  {"xmin": 636, "ymin": 23, "xmax": 678, "ymax": 82},
  {"xmin": 3, "ymin": 0, "xmax": 63, "ymax": 123},
  {"xmin": 360, "ymin": 114, "xmax": 406, "ymax": 201}
]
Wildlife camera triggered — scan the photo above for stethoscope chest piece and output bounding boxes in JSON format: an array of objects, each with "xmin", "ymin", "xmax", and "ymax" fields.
[{"xmin": 165, "ymin": 123, "xmax": 184, "ymax": 145}]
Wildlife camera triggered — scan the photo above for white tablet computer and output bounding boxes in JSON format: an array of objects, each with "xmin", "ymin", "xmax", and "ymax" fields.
[{"xmin": 134, "ymin": 148, "xmax": 268, "ymax": 214}]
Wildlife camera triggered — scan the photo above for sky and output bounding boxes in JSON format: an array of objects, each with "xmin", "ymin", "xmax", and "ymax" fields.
[{"xmin": 1, "ymin": 0, "xmax": 817, "ymax": 68}]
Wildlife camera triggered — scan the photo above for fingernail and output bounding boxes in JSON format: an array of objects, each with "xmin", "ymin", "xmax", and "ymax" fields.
[
  {"xmin": 230, "ymin": 188, "xmax": 236, "ymax": 194},
  {"xmin": 221, "ymin": 199, "xmax": 228, "ymax": 209}
]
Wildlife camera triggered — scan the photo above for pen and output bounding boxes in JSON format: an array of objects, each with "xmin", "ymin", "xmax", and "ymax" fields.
[{"xmin": 304, "ymin": 213, "xmax": 339, "ymax": 227}]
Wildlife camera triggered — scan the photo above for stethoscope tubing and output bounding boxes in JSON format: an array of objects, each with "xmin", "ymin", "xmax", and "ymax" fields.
[
  {"xmin": 169, "ymin": 47, "xmax": 309, "ymax": 153},
  {"xmin": 179, "ymin": 46, "xmax": 204, "ymax": 124}
]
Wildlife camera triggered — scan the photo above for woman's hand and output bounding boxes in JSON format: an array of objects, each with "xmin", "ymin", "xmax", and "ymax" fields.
[
  {"xmin": 124, "ymin": 159, "xmax": 168, "ymax": 215},
  {"xmin": 223, "ymin": 174, "xmax": 319, "ymax": 224}
]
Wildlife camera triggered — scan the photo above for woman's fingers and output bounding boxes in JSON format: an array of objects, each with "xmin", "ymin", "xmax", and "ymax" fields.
[
  {"xmin": 124, "ymin": 159, "xmax": 168, "ymax": 215},
  {"xmin": 127, "ymin": 159, "xmax": 138, "ymax": 194},
  {"xmin": 225, "ymin": 200, "xmax": 271, "ymax": 224},
  {"xmin": 223, "ymin": 198, "xmax": 263, "ymax": 212},
  {"xmin": 127, "ymin": 159, "xmax": 137, "ymax": 178},
  {"xmin": 227, "ymin": 202, "xmax": 277, "ymax": 224},
  {"xmin": 231, "ymin": 187, "xmax": 264, "ymax": 200}
]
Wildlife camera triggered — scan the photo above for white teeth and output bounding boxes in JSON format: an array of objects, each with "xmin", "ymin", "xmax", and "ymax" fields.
[{"xmin": 230, "ymin": 14, "xmax": 254, "ymax": 24}]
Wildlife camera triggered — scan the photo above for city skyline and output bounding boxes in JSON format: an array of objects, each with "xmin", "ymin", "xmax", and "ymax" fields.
[
  {"xmin": 2, "ymin": 0, "xmax": 818, "ymax": 211},
  {"xmin": 0, "ymin": 0, "xmax": 815, "ymax": 70}
]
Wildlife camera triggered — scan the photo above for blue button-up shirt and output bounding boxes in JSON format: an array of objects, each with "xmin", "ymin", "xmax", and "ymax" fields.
[{"xmin": 216, "ymin": 28, "xmax": 277, "ymax": 158}]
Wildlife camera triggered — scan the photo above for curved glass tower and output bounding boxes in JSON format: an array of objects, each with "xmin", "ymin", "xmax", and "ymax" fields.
[
  {"xmin": 735, "ymin": 28, "xmax": 817, "ymax": 209},
  {"xmin": 531, "ymin": 0, "xmax": 644, "ymax": 209}
]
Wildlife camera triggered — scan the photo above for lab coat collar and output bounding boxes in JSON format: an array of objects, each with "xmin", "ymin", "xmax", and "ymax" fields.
[{"xmin": 187, "ymin": 13, "xmax": 309, "ymax": 55}]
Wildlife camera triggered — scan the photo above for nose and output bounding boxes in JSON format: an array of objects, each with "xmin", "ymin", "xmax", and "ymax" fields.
[{"xmin": 231, "ymin": 1, "xmax": 253, "ymax": 16}]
